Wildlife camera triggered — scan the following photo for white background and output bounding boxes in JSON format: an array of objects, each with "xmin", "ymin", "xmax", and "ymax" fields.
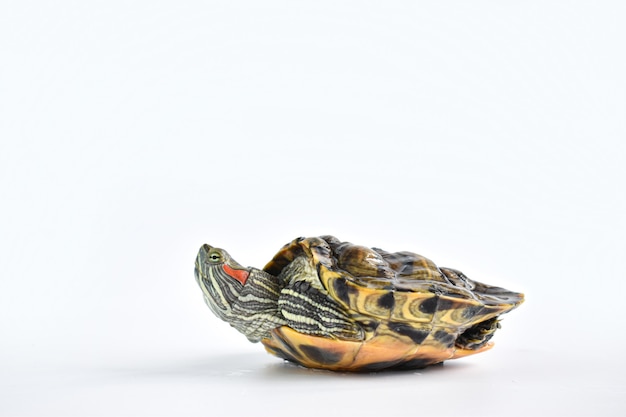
[{"xmin": 1, "ymin": 1, "xmax": 625, "ymax": 416}]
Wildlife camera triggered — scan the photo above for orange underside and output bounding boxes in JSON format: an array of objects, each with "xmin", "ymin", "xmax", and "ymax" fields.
[{"xmin": 261, "ymin": 326, "xmax": 493, "ymax": 372}]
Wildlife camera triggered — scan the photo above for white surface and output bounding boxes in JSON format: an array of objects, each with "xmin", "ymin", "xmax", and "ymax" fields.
[{"xmin": 1, "ymin": 1, "xmax": 625, "ymax": 416}]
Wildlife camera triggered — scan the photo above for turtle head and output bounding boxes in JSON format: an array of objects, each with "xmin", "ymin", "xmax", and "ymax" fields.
[{"xmin": 194, "ymin": 244, "xmax": 250, "ymax": 322}]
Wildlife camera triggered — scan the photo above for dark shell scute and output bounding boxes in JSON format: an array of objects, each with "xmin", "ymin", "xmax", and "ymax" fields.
[
  {"xmin": 298, "ymin": 344, "xmax": 344, "ymax": 365},
  {"xmin": 332, "ymin": 277, "xmax": 357, "ymax": 305},
  {"xmin": 436, "ymin": 298, "xmax": 454, "ymax": 311},
  {"xmin": 419, "ymin": 297, "xmax": 438, "ymax": 314},
  {"xmin": 377, "ymin": 292, "xmax": 395, "ymax": 310},
  {"xmin": 356, "ymin": 360, "xmax": 403, "ymax": 372},
  {"xmin": 433, "ymin": 330, "xmax": 456, "ymax": 348},
  {"xmin": 394, "ymin": 358, "xmax": 438, "ymax": 370},
  {"xmin": 389, "ymin": 322, "xmax": 431, "ymax": 344}
]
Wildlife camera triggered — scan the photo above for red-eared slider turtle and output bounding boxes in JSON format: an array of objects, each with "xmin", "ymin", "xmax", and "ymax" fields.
[{"xmin": 194, "ymin": 236, "xmax": 523, "ymax": 372}]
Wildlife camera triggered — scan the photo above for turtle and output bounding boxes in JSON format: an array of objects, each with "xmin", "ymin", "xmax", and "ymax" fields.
[{"xmin": 194, "ymin": 236, "xmax": 524, "ymax": 372}]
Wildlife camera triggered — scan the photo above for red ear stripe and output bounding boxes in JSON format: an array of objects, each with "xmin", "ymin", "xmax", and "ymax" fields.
[{"xmin": 222, "ymin": 264, "xmax": 249, "ymax": 285}]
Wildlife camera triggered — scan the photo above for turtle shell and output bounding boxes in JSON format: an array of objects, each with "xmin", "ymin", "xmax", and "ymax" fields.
[{"xmin": 261, "ymin": 236, "xmax": 523, "ymax": 372}]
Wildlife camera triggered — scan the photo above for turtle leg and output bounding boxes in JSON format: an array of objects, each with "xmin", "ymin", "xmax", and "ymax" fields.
[
  {"xmin": 455, "ymin": 317, "xmax": 500, "ymax": 350},
  {"xmin": 278, "ymin": 279, "xmax": 363, "ymax": 340}
]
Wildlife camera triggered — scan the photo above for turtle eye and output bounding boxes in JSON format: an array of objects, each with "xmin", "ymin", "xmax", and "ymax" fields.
[{"xmin": 208, "ymin": 251, "xmax": 223, "ymax": 263}]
